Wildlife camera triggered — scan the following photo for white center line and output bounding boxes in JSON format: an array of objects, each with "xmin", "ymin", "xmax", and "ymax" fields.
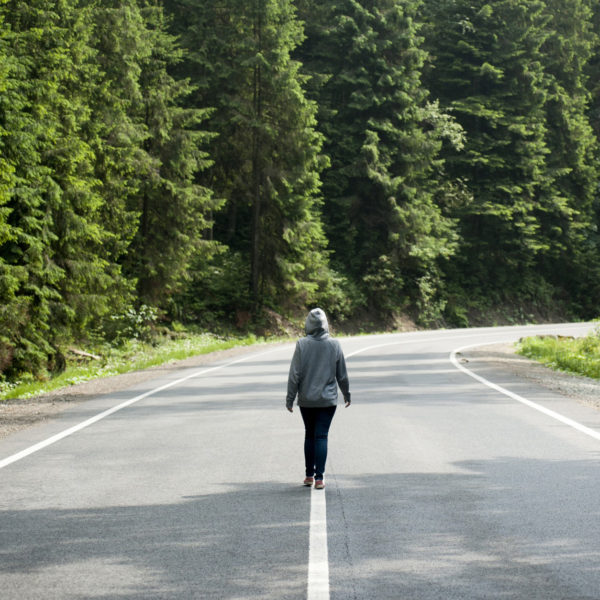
[
  {"xmin": 308, "ymin": 487, "xmax": 330, "ymax": 600},
  {"xmin": 305, "ymin": 340, "xmax": 425, "ymax": 600}
]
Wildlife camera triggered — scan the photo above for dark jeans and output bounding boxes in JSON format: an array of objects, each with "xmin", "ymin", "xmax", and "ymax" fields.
[{"xmin": 299, "ymin": 405, "xmax": 337, "ymax": 480}]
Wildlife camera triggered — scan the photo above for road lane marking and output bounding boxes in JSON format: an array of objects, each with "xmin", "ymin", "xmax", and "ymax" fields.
[
  {"xmin": 2, "ymin": 324, "xmax": 589, "ymax": 468},
  {"xmin": 0, "ymin": 347, "xmax": 283, "ymax": 470},
  {"xmin": 450, "ymin": 342, "xmax": 600, "ymax": 442},
  {"xmin": 308, "ymin": 486, "xmax": 330, "ymax": 600},
  {"xmin": 303, "ymin": 343, "xmax": 392, "ymax": 600}
]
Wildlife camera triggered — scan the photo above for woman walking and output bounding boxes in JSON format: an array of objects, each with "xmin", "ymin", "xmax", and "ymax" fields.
[{"xmin": 286, "ymin": 308, "xmax": 351, "ymax": 489}]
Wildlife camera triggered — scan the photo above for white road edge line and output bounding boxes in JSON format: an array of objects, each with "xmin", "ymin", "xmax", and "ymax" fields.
[
  {"xmin": 450, "ymin": 342, "xmax": 600, "ymax": 442},
  {"xmin": 0, "ymin": 346, "xmax": 283, "ymax": 470}
]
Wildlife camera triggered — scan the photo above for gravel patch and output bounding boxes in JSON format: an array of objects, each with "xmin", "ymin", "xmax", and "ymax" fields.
[{"xmin": 460, "ymin": 342, "xmax": 600, "ymax": 411}]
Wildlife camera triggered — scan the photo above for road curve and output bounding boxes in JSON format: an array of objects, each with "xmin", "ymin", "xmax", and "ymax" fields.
[{"xmin": 1, "ymin": 323, "xmax": 598, "ymax": 599}]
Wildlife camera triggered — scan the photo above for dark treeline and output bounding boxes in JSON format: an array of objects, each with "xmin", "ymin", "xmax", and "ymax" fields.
[{"xmin": 1, "ymin": 0, "xmax": 599, "ymax": 377}]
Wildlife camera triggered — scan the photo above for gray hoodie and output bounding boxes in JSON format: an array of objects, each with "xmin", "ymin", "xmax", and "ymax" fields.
[{"xmin": 286, "ymin": 308, "xmax": 351, "ymax": 409}]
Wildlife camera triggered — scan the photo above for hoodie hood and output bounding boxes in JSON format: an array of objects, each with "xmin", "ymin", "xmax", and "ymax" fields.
[{"xmin": 305, "ymin": 308, "xmax": 329, "ymax": 336}]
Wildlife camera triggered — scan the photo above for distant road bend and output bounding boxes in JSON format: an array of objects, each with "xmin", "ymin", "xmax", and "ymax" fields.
[{"xmin": 1, "ymin": 323, "xmax": 599, "ymax": 599}]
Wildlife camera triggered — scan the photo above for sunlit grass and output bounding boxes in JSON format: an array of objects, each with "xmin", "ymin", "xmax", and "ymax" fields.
[
  {"xmin": 0, "ymin": 333, "xmax": 270, "ymax": 401},
  {"xmin": 517, "ymin": 325, "xmax": 600, "ymax": 380}
]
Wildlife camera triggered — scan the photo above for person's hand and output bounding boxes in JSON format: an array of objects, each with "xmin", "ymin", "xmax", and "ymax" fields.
[
  {"xmin": 287, "ymin": 406, "xmax": 293, "ymax": 413},
  {"xmin": 345, "ymin": 400, "xmax": 351, "ymax": 408}
]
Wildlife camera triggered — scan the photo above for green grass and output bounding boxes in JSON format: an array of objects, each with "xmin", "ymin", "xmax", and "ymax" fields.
[
  {"xmin": 517, "ymin": 327, "xmax": 600, "ymax": 380},
  {"xmin": 0, "ymin": 332, "xmax": 272, "ymax": 402}
]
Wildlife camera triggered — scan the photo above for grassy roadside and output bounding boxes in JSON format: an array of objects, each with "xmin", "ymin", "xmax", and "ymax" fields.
[
  {"xmin": 0, "ymin": 332, "xmax": 276, "ymax": 402},
  {"xmin": 517, "ymin": 325, "xmax": 600, "ymax": 380}
]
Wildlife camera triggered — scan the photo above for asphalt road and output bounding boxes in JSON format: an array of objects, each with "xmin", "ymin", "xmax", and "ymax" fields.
[{"xmin": 1, "ymin": 323, "xmax": 599, "ymax": 599}]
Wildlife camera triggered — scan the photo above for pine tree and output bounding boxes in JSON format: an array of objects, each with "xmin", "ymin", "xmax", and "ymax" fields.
[
  {"xmin": 583, "ymin": 1, "xmax": 600, "ymax": 315},
  {"xmin": 0, "ymin": 0, "xmax": 128, "ymax": 373},
  {"xmin": 539, "ymin": 0, "xmax": 600, "ymax": 314},
  {"xmin": 42, "ymin": 2, "xmax": 119, "ymax": 339},
  {"xmin": 0, "ymin": 0, "xmax": 80, "ymax": 373},
  {"xmin": 165, "ymin": 0, "xmax": 332, "ymax": 312},
  {"xmin": 296, "ymin": 0, "xmax": 461, "ymax": 319},
  {"xmin": 0, "ymin": 1, "xmax": 20, "ymax": 372},
  {"xmin": 122, "ymin": 0, "xmax": 216, "ymax": 307},
  {"xmin": 423, "ymin": 0, "xmax": 554, "ymax": 298},
  {"xmin": 0, "ymin": 3, "xmax": 11, "ymax": 239},
  {"xmin": 0, "ymin": 0, "xmax": 219, "ymax": 375},
  {"xmin": 0, "ymin": 3, "xmax": 13, "ymax": 246},
  {"xmin": 84, "ymin": 0, "xmax": 148, "ymax": 284},
  {"xmin": 587, "ymin": 2, "xmax": 600, "ymax": 138}
]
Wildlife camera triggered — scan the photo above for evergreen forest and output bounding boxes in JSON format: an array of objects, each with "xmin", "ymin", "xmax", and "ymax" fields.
[{"xmin": 1, "ymin": 0, "xmax": 599, "ymax": 379}]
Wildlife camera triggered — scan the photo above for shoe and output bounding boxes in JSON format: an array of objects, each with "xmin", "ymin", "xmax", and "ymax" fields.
[
  {"xmin": 303, "ymin": 477, "xmax": 314, "ymax": 486},
  {"xmin": 314, "ymin": 480, "xmax": 325, "ymax": 489}
]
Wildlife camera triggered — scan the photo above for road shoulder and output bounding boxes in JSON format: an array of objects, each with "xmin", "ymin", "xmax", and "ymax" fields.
[
  {"xmin": 460, "ymin": 342, "xmax": 600, "ymax": 411},
  {"xmin": 0, "ymin": 342, "xmax": 284, "ymax": 441}
]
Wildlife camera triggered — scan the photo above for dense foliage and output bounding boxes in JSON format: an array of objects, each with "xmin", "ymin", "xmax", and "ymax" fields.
[
  {"xmin": 295, "ymin": 0, "xmax": 464, "ymax": 322},
  {"xmin": 518, "ymin": 325, "xmax": 600, "ymax": 380},
  {"xmin": 423, "ymin": 0, "xmax": 599, "ymax": 317},
  {"xmin": 1, "ymin": 0, "xmax": 599, "ymax": 378}
]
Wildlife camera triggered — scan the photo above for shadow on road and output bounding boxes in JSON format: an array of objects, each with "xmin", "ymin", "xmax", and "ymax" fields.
[
  {"xmin": 0, "ymin": 482, "xmax": 311, "ymax": 599},
  {"xmin": 327, "ymin": 457, "xmax": 600, "ymax": 600}
]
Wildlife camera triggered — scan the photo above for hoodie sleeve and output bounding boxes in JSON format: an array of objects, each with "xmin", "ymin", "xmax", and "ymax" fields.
[
  {"xmin": 335, "ymin": 343, "xmax": 351, "ymax": 403},
  {"xmin": 286, "ymin": 342, "xmax": 302, "ymax": 409}
]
